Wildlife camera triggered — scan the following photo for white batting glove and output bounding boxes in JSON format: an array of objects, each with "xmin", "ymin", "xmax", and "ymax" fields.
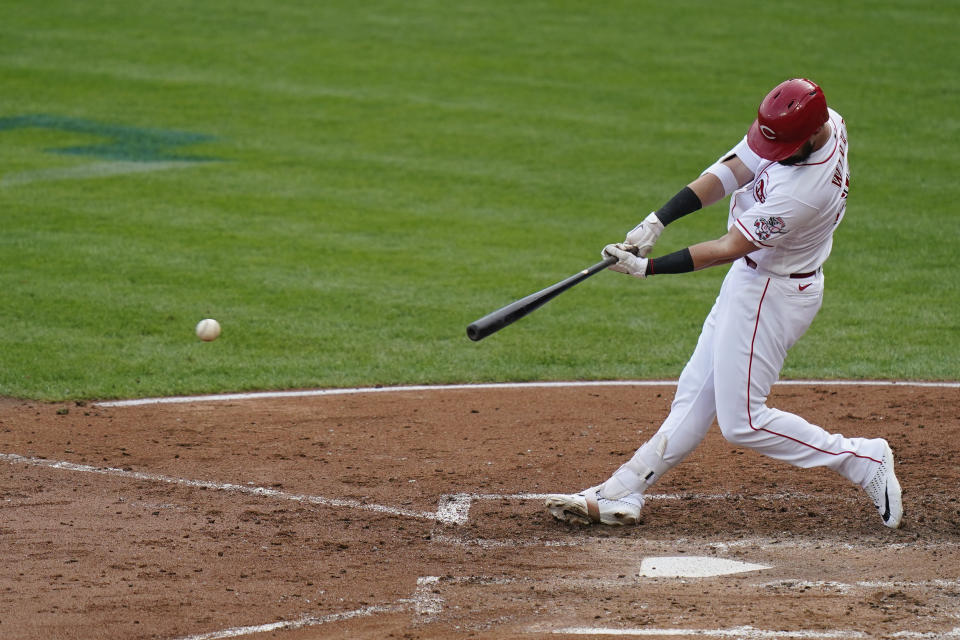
[
  {"xmin": 602, "ymin": 243, "xmax": 648, "ymax": 279},
  {"xmin": 625, "ymin": 212, "xmax": 664, "ymax": 258}
]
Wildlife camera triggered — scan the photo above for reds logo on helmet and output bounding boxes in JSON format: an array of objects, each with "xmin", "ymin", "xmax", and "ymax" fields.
[
  {"xmin": 747, "ymin": 78, "xmax": 829, "ymax": 162},
  {"xmin": 754, "ymin": 216, "xmax": 787, "ymax": 241}
]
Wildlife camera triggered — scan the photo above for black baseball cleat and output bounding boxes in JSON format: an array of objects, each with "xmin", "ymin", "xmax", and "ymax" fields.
[{"xmin": 863, "ymin": 440, "xmax": 903, "ymax": 529}]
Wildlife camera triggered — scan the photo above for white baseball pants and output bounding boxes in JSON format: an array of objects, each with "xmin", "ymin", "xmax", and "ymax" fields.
[{"xmin": 608, "ymin": 260, "xmax": 886, "ymax": 495}]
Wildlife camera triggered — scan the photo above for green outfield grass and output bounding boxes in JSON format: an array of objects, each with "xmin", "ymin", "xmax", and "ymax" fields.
[{"xmin": 0, "ymin": 1, "xmax": 957, "ymax": 400}]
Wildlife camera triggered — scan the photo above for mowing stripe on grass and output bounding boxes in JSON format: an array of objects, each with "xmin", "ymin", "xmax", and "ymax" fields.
[{"xmin": 0, "ymin": 160, "xmax": 203, "ymax": 187}]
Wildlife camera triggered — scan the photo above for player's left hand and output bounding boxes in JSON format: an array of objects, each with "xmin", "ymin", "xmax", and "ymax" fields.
[
  {"xmin": 602, "ymin": 243, "xmax": 648, "ymax": 279},
  {"xmin": 625, "ymin": 212, "xmax": 664, "ymax": 257}
]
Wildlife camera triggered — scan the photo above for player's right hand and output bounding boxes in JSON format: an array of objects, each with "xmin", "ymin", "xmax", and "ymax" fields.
[
  {"xmin": 625, "ymin": 212, "xmax": 664, "ymax": 257},
  {"xmin": 602, "ymin": 243, "xmax": 648, "ymax": 279}
]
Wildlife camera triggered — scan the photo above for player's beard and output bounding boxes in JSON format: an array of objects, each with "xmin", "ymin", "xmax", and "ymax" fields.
[{"xmin": 778, "ymin": 139, "xmax": 816, "ymax": 166}]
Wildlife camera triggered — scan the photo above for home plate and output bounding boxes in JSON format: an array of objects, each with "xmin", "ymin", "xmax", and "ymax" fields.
[{"xmin": 638, "ymin": 556, "xmax": 771, "ymax": 578}]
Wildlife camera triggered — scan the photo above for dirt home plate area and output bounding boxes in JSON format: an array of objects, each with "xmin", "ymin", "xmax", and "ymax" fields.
[{"xmin": 1, "ymin": 382, "xmax": 958, "ymax": 639}]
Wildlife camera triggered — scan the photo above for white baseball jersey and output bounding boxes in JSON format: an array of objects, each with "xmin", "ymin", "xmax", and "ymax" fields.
[
  {"xmin": 600, "ymin": 106, "xmax": 888, "ymax": 505},
  {"xmin": 727, "ymin": 108, "xmax": 850, "ymax": 276}
]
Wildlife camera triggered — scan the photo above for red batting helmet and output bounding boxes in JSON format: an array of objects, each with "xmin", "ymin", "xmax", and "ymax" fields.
[{"xmin": 747, "ymin": 78, "xmax": 829, "ymax": 161}]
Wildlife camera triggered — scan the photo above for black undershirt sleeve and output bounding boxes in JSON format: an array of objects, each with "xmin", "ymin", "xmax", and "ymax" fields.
[
  {"xmin": 654, "ymin": 186, "xmax": 703, "ymax": 226},
  {"xmin": 644, "ymin": 185, "xmax": 704, "ymax": 275},
  {"xmin": 646, "ymin": 248, "xmax": 694, "ymax": 276}
]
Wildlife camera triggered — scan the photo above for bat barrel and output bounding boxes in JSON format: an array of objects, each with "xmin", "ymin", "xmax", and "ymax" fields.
[
  {"xmin": 466, "ymin": 292, "xmax": 545, "ymax": 341},
  {"xmin": 466, "ymin": 256, "xmax": 616, "ymax": 342}
]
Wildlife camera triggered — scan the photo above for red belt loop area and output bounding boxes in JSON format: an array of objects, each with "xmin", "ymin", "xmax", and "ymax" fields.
[{"xmin": 744, "ymin": 256, "xmax": 818, "ymax": 279}]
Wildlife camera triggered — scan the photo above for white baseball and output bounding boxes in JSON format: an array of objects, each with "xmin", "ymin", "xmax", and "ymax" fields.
[{"xmin": 195, "ymin": 318, "xmax": 221, "ymax": 342}]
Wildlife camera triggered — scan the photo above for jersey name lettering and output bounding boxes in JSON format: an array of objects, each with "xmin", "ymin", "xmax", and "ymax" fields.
[
  {"xmin": 831, "ymin": 127, "xmax": 849, "ymax": 191},
  {"xmin": 831, "ymin": 161, "xmax": 844, "ymax": 188}
]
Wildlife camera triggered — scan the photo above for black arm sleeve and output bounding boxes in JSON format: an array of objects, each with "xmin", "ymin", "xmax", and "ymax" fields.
[
  {"xmin": 653, "ymin": 186, "xmax": 703, "ymax": 226},
  {"xmin": 646, "ymin": 248, "xmax": 694, "ymax": 276}
]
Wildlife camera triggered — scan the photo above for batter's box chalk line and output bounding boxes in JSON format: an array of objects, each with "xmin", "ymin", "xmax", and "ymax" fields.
[
  {"xmin": 0, "ymin": 453, "xmax": 860, "ymax": 528},
  {"xmin": 0, "ymin": 453, "xmax": 523, "ymax": 526},
  {"xmin": 0, "ymin": 452, "xmax": 452, "ymax": 523},
  {"xmin": 440, "ymin": 490, "xmax": 847, "ymax": 527}
]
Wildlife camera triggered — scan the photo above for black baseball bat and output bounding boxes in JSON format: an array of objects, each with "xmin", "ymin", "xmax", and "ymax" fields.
[{"xmin": 466, "ymin": 255, "xmax": 617, "ymax": 341}]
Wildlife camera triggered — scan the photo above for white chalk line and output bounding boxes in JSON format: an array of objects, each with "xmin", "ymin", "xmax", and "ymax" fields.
[
  {"xmin": 701, "ymin": 537, "xmax": 959, "ymax": 552},
  {"xmin": 479, "ymin": 491, "xmax": 833, "ymax": 502},
  {"xmin": 0, "ymin": 453, "xmax": 445, "ymax": 523},
  {"xmin": 5, "ymin": 453, "xmax": 954, "ymax": 640},
  {"xmin": 175, "ymin": 574, "xmax": 441, "ymax": 640},
  {"xmin": 754, "ymin": 578, "xmax": 960, "ymax": 594},
  {"xmin": 551, "ymin": 627, "xmax": 865, "ymax": 638},
  {"xmin": 174, "ymin": 574, "xmax": 510, "ymax": 640},
  {"xmin": 174, "ymin": 603, "xmax": 403, "ymax": 640},
  {"xmin": 411, "ymin": 576, "xmax": 444, "ymax": 622},
  {"xmin": 97, "ymin": 381, "xmax": 678, "ymax": 406},
  {"xmin": 178, "ymin": 575, "xmax": 958, "ymax": 640},
  {"xmin": 551, "ymin": 628, "xmax": 960, "ymax": 638},
  {"xmin": 0, "ymin": 454, "xmax": 854, "ymax": 529},
  {"xmin": 95, "ymin": 379, "xmax": 960, "ymax": 408},
  {"xmin": 15, "ymin": 374, "xmax": 960, "ymax": 640},
  {"xmin": 7, "ymin": 453, "xmax": 959, "ymax": 551}
]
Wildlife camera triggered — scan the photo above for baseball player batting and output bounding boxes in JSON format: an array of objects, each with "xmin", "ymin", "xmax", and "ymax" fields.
[{"xmin": 546, "ymin": 78, "xmax": 903, "ymax": 529}]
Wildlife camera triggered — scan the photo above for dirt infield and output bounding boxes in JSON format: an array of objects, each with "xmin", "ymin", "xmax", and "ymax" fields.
[{"xmin": 1, "ymin": 382, "xmax": 958, "ymax": 639}]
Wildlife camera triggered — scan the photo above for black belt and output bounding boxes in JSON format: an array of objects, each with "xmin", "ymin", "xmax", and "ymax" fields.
[{"xmin": 744, "ymin": 256, "xmax": 818, "ymax": 279}]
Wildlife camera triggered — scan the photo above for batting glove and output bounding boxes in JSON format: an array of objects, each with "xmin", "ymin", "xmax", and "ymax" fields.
[
  {"xmin": 625, "ymin": 212, "xmax": 664, "ymax": 258},
  {"xmin": 602, "ymin": 243, "xmax": 648, "ymax": 279}
]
